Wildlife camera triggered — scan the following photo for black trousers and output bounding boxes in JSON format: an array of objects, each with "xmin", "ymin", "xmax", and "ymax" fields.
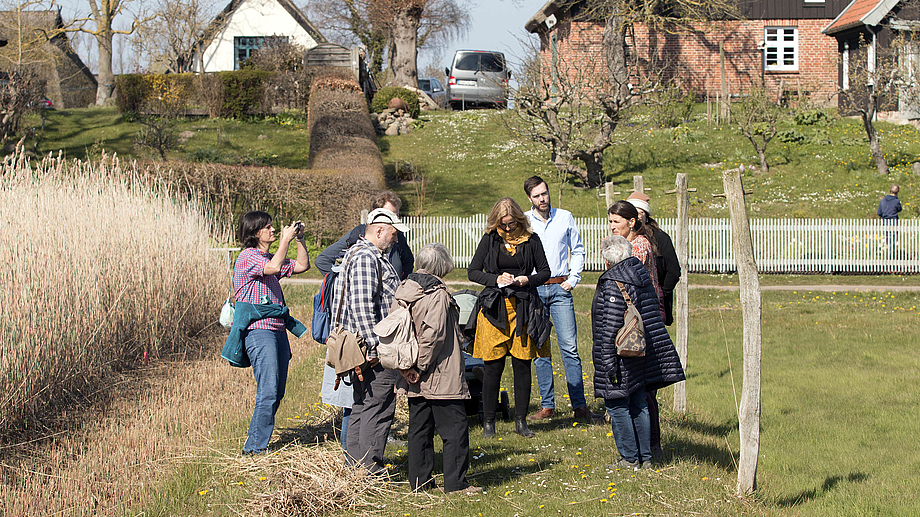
[
  {"xmin": 647, "ymin": 389, "xmax": 660, "ymax": 448},
  {"xmin": 407, "ymin": 398, "xmax": 471, "ymax": 492},
  {"xmin": 482, "ymin": 356, "xmax": 531, "ymax": 420}
]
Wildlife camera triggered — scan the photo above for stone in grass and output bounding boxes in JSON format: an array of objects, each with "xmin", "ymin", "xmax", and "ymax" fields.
[{"xmin": 913, "ymin": 162, "xmax": 920, "ymax": 176}]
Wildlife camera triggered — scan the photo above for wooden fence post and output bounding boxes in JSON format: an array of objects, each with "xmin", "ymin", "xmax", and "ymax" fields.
[
  {"xmin": 672, "ymin": 173, "xmax": 690, "ymax": 413},
  {"xmin": 633, "ymin": 175, "xmax": 644, "ymax": 196},
  {"xmin": 722, "ymin": 170, "xmax": 762, "ymax": 496}
]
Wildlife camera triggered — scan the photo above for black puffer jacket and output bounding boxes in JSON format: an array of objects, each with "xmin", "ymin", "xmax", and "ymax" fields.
[{"xmin": 592, "ymin": 257, "xmax": 686, "ymax": 400}]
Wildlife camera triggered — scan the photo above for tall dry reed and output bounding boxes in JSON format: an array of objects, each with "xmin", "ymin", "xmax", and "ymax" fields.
[{"xmin": 0, "ymin": 150, "xmax": 227, "ymax": 432}]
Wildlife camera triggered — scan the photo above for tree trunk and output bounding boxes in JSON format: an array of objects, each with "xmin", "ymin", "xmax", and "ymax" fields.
[
  {"xmin": 758, "ymin": 149, "xmax": 768, "ymax": 174},
  {"xmin": 95, "ymin": 31, "xmax": 115, "ymax": 106},
  {"xmin": 672, "ymin": 173, "xmax": 689, "ymax": 413},
  {"xmin": 601, "ymin": 10, "xmax": 630, "ymax": 102},
  {"xmin": 722, "ymin": 170, "xmax": 762, "ymax": 497},
  {"xmin": 391, "ymin": 6, "xmax": 422, "ymax": 88},
  {"xmin": 861, "ymin": 110, "xmax": 889, "ymax": 175}
]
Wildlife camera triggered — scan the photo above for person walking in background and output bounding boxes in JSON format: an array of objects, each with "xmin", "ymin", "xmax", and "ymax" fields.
[
  {"xmin": 233, "ymin": 211, "xmax": 311, "ymax": 454},
  {"xmin": 877, "ymin": 184, "xmax": 901, "ymax": 262},
  {"xmin": 334, "ymin": 208, "xmax": 407, "ymax": 474},
  {"xmin": 626, "ymin": 192, "xmax": 681, "ymax": 460},
  {"xmin": 318, "ymin": 191, "xmax": 414, "ymax": 453},
  {"xmin": 468, "ymin": 197, "xmax": 552, "ymax": 439},
  {"xmin": 395, "ymin": 244, "xmax": 481, "ymax": 495},
  {"xmin": 523, "ymin": 176, "xmax": 600, "ymax": 424},
  {"xmin": 593, "ymin": 236, "xmax": 685, "ymax": 470}
]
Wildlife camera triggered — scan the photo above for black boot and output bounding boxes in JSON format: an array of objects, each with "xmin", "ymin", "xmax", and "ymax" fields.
[
  {"xmin": 482, "ymin": 418, "xmax": 496, "ymax": 438},
  {"xmin": 514, "ymin": 417, "xmax": 535, "ymax": 438}
]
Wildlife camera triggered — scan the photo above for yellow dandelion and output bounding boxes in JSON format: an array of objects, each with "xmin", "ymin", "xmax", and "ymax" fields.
[
  {"xmin": 198, "ymin": 489, "xmax": 209, "ymax": 495},
  {"xmin": 572, "ymin": 422, "xmax": 578, "ymax": 427},
  {"xmin": 505, "ymin": 491, "xmax": 511, "ymax": 496},
  {"xmin": 606, "ymin": 432, "xmax": 613, "ymax": 437},
  {"xmin": 601, "ymin": 498, "xmax": 608, "ymax": 502},
  {"xmin": 259, "ymin": 476, "xmax": 267, "ymax": 481}
]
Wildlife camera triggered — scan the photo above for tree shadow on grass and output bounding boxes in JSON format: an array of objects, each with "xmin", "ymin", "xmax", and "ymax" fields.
[
  {"xmin": 773, "ymin": 472, "xmax": 869, "ymax": 507},
  {"xmin": 273, "ymin": 414, "xmax": 340, "ymax": 449}
]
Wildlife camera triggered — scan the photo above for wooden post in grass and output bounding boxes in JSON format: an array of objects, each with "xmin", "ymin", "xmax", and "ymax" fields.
[
  {"xmin": 633, "ymin": 175, "xmax": 643, "ymax": 196},
  {"xmin": 672, "ymin": 173, "xmax": 690, "ymax": 413},
  {"xmin": 722, "ymin": 170, "xmax": 762, "ymax": 496}
]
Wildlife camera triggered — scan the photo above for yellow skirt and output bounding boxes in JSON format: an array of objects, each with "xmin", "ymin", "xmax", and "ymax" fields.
[{"xmin": 472, "ymin": 297, "xmax": 551, "ymax": 361}]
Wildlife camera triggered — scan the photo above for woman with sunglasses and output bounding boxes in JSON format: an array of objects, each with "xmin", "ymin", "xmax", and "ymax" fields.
[{"xmin": 467, "ymin": 197, "xmax": 551, "ymax": 439}]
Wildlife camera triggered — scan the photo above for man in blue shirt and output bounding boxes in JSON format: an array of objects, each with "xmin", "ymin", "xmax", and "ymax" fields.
[
  {"xmin": 523, "ymin": 176, "xmax": 600, "ymax": 423},
  {"xmin": 878, "ymin": 184, "xmax": 902, "ymax": 262}
]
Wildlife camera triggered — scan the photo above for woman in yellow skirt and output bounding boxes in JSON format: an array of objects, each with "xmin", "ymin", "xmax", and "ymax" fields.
[{"xmin": 468, "ymin": 198, "xmax": 551, "ymax": 438}]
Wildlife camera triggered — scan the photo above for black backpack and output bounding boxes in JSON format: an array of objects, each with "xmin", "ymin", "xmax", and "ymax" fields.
[{"xmin": 311, "ymin": 271, "xmax": 338, "ymax": 343}]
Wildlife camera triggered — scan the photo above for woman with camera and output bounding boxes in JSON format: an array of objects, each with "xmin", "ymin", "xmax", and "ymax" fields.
[{"xmin": 234, "ymin": 211, "xmax": 311, "ymax": 454}]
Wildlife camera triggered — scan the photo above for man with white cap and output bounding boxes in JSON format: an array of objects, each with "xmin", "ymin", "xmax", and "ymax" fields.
[
  {"xmin": 625, "ymin": 192, "xmax": 680, "ymax": 461},
  {"xmin": 333, "ymin": 208, "xmax": 409, "ymax": 473}
]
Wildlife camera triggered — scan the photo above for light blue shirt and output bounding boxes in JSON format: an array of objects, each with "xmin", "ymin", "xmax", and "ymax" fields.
[{"xmin": 525, "ymin": 206, "xmax": 586, "ymax": 288}]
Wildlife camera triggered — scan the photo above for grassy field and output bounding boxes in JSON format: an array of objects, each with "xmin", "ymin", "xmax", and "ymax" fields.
[
  {"xmin": 119, "ymin": 283, "xmax": 920, "ymax": 516},
  {"xmin": 20, "ymin": 105, "xmax": 920, "ymax": 223}
]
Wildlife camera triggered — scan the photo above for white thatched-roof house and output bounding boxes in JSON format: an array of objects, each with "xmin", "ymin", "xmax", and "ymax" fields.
[{"xmin": 190, "ymin": 0, "xmax": 325, "ymax": 72}]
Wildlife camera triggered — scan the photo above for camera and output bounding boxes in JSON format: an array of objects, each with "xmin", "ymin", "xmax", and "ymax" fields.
[{"xmin": 294, "ymin": 221, "xmax": 304, "ymax": 234}]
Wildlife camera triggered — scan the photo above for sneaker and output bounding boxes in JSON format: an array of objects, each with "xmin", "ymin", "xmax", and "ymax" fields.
[
  {"xmin": 608, "ymin": 458, "xmax": 639, "ymax": 471},
  {"xmin": 650, "ymin": 444, "xmax": 664, "ymax": 460},
  {"xmin": 456, "ymin": 485, "xmax": 484, "ymax": 495},
  {"xmin": 640, "ymin": 461, "xmax": 656, "ymax": 470},
  {"xmin": 526, "ymin": 408, "xmax": 555, "ymax": 421}
]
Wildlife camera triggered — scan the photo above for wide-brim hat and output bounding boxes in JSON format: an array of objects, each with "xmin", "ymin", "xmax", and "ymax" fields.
[{"xmin": 367, "ymin": 208, "xmax": 410, "ymax": 233}]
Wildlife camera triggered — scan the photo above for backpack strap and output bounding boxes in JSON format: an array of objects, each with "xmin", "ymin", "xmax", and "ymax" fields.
[{"xmin": 614, "ymin": 281, "xmax": 633, "ymax": 306}]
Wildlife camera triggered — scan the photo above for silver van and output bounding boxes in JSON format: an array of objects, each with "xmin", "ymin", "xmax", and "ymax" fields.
[{"xmin": 444, "ymin": 50, "xmax": 510, "ymax": 109}]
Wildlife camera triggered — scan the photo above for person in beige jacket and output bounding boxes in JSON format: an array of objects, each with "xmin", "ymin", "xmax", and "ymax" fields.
[{"xmin": 394, "ymin": 243, "xmax": 481, "ymax": 495}]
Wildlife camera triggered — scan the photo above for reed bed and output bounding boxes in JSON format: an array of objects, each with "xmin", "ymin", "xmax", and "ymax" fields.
[{"xmin": 0, "ymin": 149, "xmax": 226, "ymax": 433}]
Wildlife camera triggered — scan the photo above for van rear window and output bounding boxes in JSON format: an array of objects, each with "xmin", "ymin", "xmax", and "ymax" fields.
[{"xmin": 454, "ymin": 52, "xmax": 505, "ymax": 72}]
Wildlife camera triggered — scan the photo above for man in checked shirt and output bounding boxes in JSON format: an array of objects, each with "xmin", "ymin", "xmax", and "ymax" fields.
[{"xmin": 333, "ymin": 207, "xmax": 409, "ymax": 474}]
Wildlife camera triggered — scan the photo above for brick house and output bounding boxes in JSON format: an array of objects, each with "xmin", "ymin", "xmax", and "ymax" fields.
[
  {"xmin": 822, "ymin": 0, "xmax": 920, "ymax": 119},
  {"xmin": 524, "ymin": 1, "xmax": 852, "ymax": 105}
]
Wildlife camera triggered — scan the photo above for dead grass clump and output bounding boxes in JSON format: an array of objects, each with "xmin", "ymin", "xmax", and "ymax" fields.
[{"xmin": 228, "ymin": 444, "xmax": 393, "ymax": 516}]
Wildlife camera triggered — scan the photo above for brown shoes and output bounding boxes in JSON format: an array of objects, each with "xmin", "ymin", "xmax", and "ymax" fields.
[
  {"xmin": 526, "ymin": 408, "xmax": 555, "ymax": 421},
  {"xmin": 574, "ymin": 406, "xmax": 604, "ymax": 423}
]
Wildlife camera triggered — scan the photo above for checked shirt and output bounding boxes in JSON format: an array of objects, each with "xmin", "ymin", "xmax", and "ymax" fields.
[{"xmin": 332, "ymin": 237, "xmax": 399, "ymax": 357}]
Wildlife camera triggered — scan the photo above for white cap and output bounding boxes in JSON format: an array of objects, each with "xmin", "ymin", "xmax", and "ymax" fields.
[
  {"xmin": 626, "ymin": 198, "xmax": 652, "ymax": 218},
  {"xmin": 367, "ymin": 208, "xmax": 410, "ymax": 233}
]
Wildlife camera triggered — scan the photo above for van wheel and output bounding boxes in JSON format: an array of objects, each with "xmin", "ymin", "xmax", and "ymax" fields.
[{"xmin": 449, "ymin": 101, "xmax": 462, "ymax": 111}]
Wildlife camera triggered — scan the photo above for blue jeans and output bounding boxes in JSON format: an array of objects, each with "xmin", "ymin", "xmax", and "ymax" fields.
[
  {"xmin": 242, "ymin": 329, "xmax": 291, "ymax": 454},
  {"xmin": 605, "ymin": 389, "xmax": 651, "ymax": 464},
  {"xmin": 534, "ymin": 284, "xmax": 587, "ymax": 410}
]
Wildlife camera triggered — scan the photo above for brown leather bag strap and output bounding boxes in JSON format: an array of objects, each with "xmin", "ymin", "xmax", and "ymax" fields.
[{"xmin": 614, "ymin": 281, "xmax": 633, "ymax": 306}]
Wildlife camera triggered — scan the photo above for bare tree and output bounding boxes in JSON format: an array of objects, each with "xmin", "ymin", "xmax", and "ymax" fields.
[
  {"xmin": 732, "ymin": 84, "xmax": 784, "ymax": 174},
  {"xmin": 304, "ymin": 0, "xmax": 469, "ymax": 81},
  {"xmin": 132, "ymin": 0, "xmax": 219, "ymax": 74},
  {"xmin": 70, "ymin": 0, "xmax": 151, "ymax": 105},
  {"xmin": 837, "ymin": 30, "xmax": 920, "ymax": 175}
]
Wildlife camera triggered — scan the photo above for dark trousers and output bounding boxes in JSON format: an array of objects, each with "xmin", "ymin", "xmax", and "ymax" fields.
[
  {"xmin": 482, "ymin": 356, "xmax": 531, "ymax": 420},
  {"xmin": 346, "ymin": 363, "xmax": 397, "ymax": 473},
  {"xmin": 407, "ymin": 398, "xmax": 471, "ymax": 492},
  {"xmin": 647, "ymin": 389, "xmax": 660, "ymax": 448}
]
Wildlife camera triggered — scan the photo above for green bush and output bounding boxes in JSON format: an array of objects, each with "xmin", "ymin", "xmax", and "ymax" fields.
[
  {"xmin": 371, "ymin": 86, "xmax": 420, "ymax": 118},
  {"xmin": 794, "ymin": 109, "xmax": 830, "ymax": 126},
  {"xmin": 216, "ymin": 70, "xmax": 271, "ymax": 119},
  {"xmin": 114, "ymin": 74, "xmax": 152, "ymax": 114}
]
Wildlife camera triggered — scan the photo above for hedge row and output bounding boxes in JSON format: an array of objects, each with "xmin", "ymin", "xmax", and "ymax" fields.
[
  {"xmin": 114, "ymin": 69, "xmax": 324, "ymax": 119},
  {"xmin": 134, "ymin": 160, "xmax": 379, "ymax": 244},
  {"xmin": 307, "ymin": 74, "xmax": 385, "ymax": 184}
]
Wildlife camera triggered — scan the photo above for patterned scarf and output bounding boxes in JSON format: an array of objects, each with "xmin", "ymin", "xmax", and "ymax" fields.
[{"xmin": 497, "ymin": 225, "xmax": 530, "ymax": 256}]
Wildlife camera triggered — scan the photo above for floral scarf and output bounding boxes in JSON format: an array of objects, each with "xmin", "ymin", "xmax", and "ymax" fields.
[{"xmin": 497, "ymin": 225, "xmax": 531, "ymax": 256}]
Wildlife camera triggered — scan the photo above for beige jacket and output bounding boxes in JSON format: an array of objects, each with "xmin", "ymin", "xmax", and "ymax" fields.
[{"xmin": 393, "ymin": 272, "xmax": 470, "ymax": 400}]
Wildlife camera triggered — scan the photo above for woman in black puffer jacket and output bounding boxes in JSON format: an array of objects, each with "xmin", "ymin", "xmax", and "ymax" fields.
[{"xmin": 592, "ymin": 235, "xmax": 685, "ymax": 470}]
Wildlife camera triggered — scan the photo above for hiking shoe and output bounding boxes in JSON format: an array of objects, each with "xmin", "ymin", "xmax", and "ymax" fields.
[
  {"xmin": 526, "ymin": 408, "xmax": 555, "ymax": 421},
  {"xmin": 573, "ymin": 406, "xmax": 603, "ymax": 424},
  {"xmin": 608, "ymin": 458, "xmax": 639, "ymax": 471}
]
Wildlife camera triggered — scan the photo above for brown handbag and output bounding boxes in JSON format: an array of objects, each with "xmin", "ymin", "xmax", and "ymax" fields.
[
  {"xmin": 325, "ymin": 257, "xmax": 367, "ymax": 375},
  {"xmin": 614, "ymin": 281, "xmax": 646, "ymax": 358}
]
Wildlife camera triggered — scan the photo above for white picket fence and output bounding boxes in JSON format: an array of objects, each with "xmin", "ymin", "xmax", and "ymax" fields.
[{"xmin": 400, "ymin": 216, "xmax": 920, "ymax": 273}]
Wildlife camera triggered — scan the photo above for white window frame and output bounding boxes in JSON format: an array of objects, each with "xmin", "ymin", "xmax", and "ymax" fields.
[{"xmin": 764, "ymin": 27, "xmax": 799, "ymax": 72}]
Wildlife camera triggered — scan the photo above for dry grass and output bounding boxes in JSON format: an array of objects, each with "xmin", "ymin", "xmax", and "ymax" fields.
[{"xmin": 0, "ymin": 150, "xmax": 227, "ymax": 433}]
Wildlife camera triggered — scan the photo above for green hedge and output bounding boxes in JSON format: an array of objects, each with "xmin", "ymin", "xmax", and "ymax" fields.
[{"xmin": 215, "ymin": 70, "xmax": 272, "ymax": 119}]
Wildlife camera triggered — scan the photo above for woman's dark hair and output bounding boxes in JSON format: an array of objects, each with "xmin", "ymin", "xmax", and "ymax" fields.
[
  {"xmin": 608, "ymin": 201, "xmax": 658, "ymax": 256},
  {"xmin": 238, "ymin": 211, "xmax": 272, "ymax": 249}
]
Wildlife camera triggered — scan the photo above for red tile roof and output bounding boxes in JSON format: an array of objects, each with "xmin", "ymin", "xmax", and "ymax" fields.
[{"xmin": 824, "ymin": 0, "xmax": 890, "ymax": 34}]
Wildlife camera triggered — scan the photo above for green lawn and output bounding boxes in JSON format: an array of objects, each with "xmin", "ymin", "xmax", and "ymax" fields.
[{"xmin": 147, "ymin": 284, "xmax": 920, "ymax": 516}]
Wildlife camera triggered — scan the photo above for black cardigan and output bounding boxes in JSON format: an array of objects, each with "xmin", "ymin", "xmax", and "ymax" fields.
[
  {"xmin": 467, "ymin": 231, "xmax": 552, "ymax": 346},
  {"xmin": 650, "ymin": 222, "xmax": 681, "ymax": 326}
]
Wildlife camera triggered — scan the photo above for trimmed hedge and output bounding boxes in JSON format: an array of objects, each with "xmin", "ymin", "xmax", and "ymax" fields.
[
  {"xmin": 371, "ymin": 86, "xmax": 420, "ymax": 118},
  {"xmin": 134, "ymin": 161, "xmax": 378, "ymax": 244},
  {"xmin": 307, "ymin": 73, "xmax": 384, "ymax": 186}
]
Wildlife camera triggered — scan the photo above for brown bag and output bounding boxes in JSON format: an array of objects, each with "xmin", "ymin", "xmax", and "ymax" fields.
[
  {"xmin": 614, "ymin": 281, "xmax": 646, "ymax": 358},
  {"xmin": 324, "ymin": 256, "xmax": 367, "ymax": 375}
]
